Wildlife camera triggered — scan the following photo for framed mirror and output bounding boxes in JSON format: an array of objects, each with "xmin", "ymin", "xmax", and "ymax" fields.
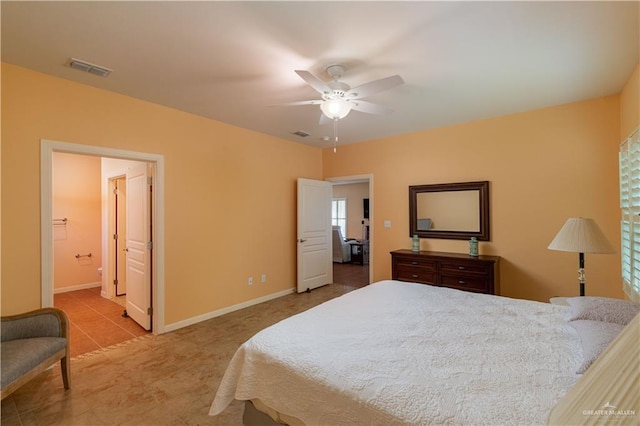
[{"xmin": 409, "ymin": 181, "xmax": 490, "ymax": 240}]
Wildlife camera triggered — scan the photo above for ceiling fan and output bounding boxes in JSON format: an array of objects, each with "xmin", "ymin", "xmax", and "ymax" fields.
[
  {"xmin": 286, "ymin": 65, "xmax": 404, "ymax": 152},
  {"xmin": 288, "ymin": 64, "xmax": 404, "ymax": 123}
]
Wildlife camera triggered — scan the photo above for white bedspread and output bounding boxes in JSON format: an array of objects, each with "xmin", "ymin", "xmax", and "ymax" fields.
[{"xmin": 209, "ymin": 280, "xmax": 581, "ymax": 425}]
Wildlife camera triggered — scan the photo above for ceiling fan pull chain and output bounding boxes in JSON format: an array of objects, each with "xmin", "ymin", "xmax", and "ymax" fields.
[{"xmin": 333, "ymin": 118, "xmax": 339, "ymax": 153}]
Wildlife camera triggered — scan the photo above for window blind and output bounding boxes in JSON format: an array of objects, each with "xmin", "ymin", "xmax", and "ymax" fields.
[{"xmin": 620, "ymin": 129, "xmax": 640, "ymax": 301}]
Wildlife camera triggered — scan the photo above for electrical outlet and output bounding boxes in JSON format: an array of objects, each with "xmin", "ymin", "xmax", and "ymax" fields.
[
  {"xmin": 261, "ymin": 274, "xmax": 266, "ymax": 283},
  {"xmin": 248, "ymin": 276, "xmax": 253, "ymax": 286}
]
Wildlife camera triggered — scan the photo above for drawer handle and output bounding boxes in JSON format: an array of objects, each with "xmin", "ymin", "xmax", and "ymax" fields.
[
  {"xmin": 458, "ymin": 280, "xmax": 466, "ymax": 284},
  {"xmin": 458, "ymin": 266, "xmax": 466, "ymax": 270},
  {"xmin": 411, "ymin": 261, "xmax": 418, "ymax": 265},
  {"xmin": 412, "ymin": 274, "xmax": 419, "ymax": 278}
]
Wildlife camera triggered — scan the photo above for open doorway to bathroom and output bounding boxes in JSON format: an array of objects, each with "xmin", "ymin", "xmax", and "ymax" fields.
[
  {"xmin": 42, "ymin": 139, "xmax": 165, "ymax": 345},
  {"xmin": 329, "ymin": 175, "xmax": 372, "ymax": 289},
  {"xmin": 50, "ymin": 151, "xmax": 151, "ymax": 357}
]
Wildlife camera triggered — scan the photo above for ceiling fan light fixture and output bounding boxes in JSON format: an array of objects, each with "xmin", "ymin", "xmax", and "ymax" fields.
[{"xmin": 320, "ymin": 98, "xmax": 352, "ymax": 119}]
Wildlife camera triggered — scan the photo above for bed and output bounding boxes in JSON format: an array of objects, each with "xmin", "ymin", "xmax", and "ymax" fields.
[{"xmin": 209, "ymin": 280, "xmax": 634, "ymax": 425}]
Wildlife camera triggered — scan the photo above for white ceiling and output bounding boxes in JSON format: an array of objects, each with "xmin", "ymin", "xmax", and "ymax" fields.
[{"xmin": 2, "ymin": 1, "xmax": 638, "ymax": 148}]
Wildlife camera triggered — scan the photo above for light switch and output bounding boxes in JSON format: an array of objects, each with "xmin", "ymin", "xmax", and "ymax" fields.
[{"xmin": 384, "ymin": 220, "xmax": 391, "ymax": 228}]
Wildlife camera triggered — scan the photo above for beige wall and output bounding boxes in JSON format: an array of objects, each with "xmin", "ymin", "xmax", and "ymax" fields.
[
  {"xmin": 323, "ymin": 95, "xmax": 623, "ymax": 302},
  {"xmin": 52, "ymin": 152, "xmax": 102, "ymax": 291},
  {"xmin": 332, "ymin": 182, "xmax": 369, "ymax": 240},
  {"xmin": 620, "ymin": 62, "xmax": 639, "ymax": 140},
  {"xmin": 2, "ymin": 59, "xmax": 638, "ymax": 321},
  {"xmin": 1, "ymin": 63, "xmax": 323, "ymax": 322}
]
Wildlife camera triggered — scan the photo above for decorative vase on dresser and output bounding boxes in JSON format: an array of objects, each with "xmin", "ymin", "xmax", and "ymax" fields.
[{"xmin": 390, "ymin": 249, "xmax": 500, "ymax": 295}]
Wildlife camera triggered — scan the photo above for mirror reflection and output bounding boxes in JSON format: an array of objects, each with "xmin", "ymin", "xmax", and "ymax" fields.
[
  {"xmin": 409, "ymin": 181, "xmax": 490, "ymax": 240},
  {"xmin": 416, "ymin": 190, "xmax": 480, "ymax": 232}
]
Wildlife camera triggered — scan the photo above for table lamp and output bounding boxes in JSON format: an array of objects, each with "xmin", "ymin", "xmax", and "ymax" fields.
[{"xmin": 548, "ymin": 217, "xmax": 616, "ymax": 296}]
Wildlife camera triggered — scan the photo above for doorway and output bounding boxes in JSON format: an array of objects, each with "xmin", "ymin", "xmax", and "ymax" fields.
[
  {"xmin": 328, "ymin": 175, "xmax": 373, "ymax": 288},
  {"xmin": 41, "ymin": 139, "xmax": 166, "ymax": 334},
  {"xmin": 50, "ymin": 151, "xmax": 152, "ymax": 356},
  {"xmin": 110, "ymin": 176, "xmax": 127, "ymax": 298}
]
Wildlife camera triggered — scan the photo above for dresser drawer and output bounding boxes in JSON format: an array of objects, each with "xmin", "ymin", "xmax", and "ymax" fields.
[
  {"xmin": 394, "ymin": 256, "xmax": 437, "ymax": 270},
  {"xmin": 391, "ymin": 250, "xmax": 500, "ymax": 295},
  {"xmin": 441, "ymin": 274, "xmax": 490, "ymax": 293},
  {"xmin": 396, "ymin": 267, "xmax": 436, "ymax": 285},
  {"xmin": 440, "ymin": 262, "xmax": 491, "ymax": 276}
]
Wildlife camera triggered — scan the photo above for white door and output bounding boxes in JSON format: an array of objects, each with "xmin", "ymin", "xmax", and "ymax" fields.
[
  {"xmin": 297, "ymin": 178, "xmax": 332, "ymax": 293},
  {"xmin": 125, "ymin": 163, "xmax": 152, "ymax": 330}
]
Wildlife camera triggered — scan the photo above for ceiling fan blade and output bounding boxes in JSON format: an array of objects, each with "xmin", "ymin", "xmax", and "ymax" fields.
[
  {"xmin": 350, "ymin": 100, "xmax": 393, "ymax": 115},
  {"xmin": 280, "ymin": 99, "xmax": 323, "ymax": 106},
  {"xmin": 345, "ymin": 75, "xmax": 404, "ymax": 99},
  {"xmin": 295, "ymin": 70, "xmax": 331, "ymax": 95}
]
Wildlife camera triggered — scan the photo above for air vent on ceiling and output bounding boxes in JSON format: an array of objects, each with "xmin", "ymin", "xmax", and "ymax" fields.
[
  {"xmin": 292, "ymin": 130, "xmax": 310, "ymax": 138},
  {"xmin": 68, "ymin": 58, "xmax": 112, "ymax": 77}
]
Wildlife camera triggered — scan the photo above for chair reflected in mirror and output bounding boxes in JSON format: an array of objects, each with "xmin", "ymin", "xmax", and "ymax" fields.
[{"xmin": 417, "ymin": 218, "xmax": 432, "ymax": 231}]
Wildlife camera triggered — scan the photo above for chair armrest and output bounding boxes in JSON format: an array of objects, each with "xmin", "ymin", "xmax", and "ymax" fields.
[{"xmin": 1, "ymin": 308, "xmax": 69, "ymax": 342}]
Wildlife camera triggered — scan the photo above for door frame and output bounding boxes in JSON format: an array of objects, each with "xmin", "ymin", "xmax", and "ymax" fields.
[
  {"xmin": 40, "ymin": 139, "xmax": 166, "ymax": 334},
  {"xmin": 106, "ymin": 173, "xmax": 128, "ymax": 299},
  {"xmin": 326, "ymin": 174, "xmax": 374, "ymax": 284}
]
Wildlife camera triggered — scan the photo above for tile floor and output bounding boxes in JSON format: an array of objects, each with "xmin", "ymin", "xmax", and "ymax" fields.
[
  {"xmin": 53, "ymin": 267, "xmax": 364, "ymax": 360},
  {"xmin": 1, "ymin": 283, "xmax": 356, "ymax": 426},
  {"xmin": 333, "ymin": 261, "xmax": 369, "ymax": 288},
  {"xmin": 53, "ymin": 287, "xmax": 149, "ymax": 358}
]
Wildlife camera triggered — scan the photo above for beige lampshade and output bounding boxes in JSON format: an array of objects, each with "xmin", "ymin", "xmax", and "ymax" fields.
[{"xmin": 548, "ymin": 217, "xmax": 616, "ymax": 254}]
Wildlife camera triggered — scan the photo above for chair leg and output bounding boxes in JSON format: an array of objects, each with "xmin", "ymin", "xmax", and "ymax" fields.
[{"xmin": 60, "ymin": 356, "xmax": 70, "ymax": 390}]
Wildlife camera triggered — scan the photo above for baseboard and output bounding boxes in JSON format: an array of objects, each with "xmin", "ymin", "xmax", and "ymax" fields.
[
  {"xmin": 53, "ymin": 281, "xmax": 101, "ymax": 294},
  {"xmin": 163, "ymin": 288, "xmax": 295, "ymax": 333}
]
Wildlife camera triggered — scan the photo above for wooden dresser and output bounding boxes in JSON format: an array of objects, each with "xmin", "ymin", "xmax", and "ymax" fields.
[{"xmin": 390, "ymin": 249, "xmax": 500, "ymax": 295}]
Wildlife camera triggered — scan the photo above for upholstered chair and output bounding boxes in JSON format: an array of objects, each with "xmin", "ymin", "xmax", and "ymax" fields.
[
  {"xmin": 1, "ymin": 307, "xmax": 70, "ymax": 399},
  {"xmin": 332, "ymin": 226, "xmax": 357, "ymax": 263}
]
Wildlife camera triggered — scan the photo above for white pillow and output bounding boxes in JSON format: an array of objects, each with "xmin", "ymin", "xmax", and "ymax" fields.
[
  {"xmin": 570, "ymin": 320, "xmax": 624, "ymax": 374},
  {"xmin": 566, "ymin": 296, "xmax": 640, "ymax": 326}
]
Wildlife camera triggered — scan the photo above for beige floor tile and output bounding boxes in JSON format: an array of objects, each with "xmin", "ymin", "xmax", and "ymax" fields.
[{"xmin": 1, "ymin": 283, "xmax": 356, "ymax": 425}]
